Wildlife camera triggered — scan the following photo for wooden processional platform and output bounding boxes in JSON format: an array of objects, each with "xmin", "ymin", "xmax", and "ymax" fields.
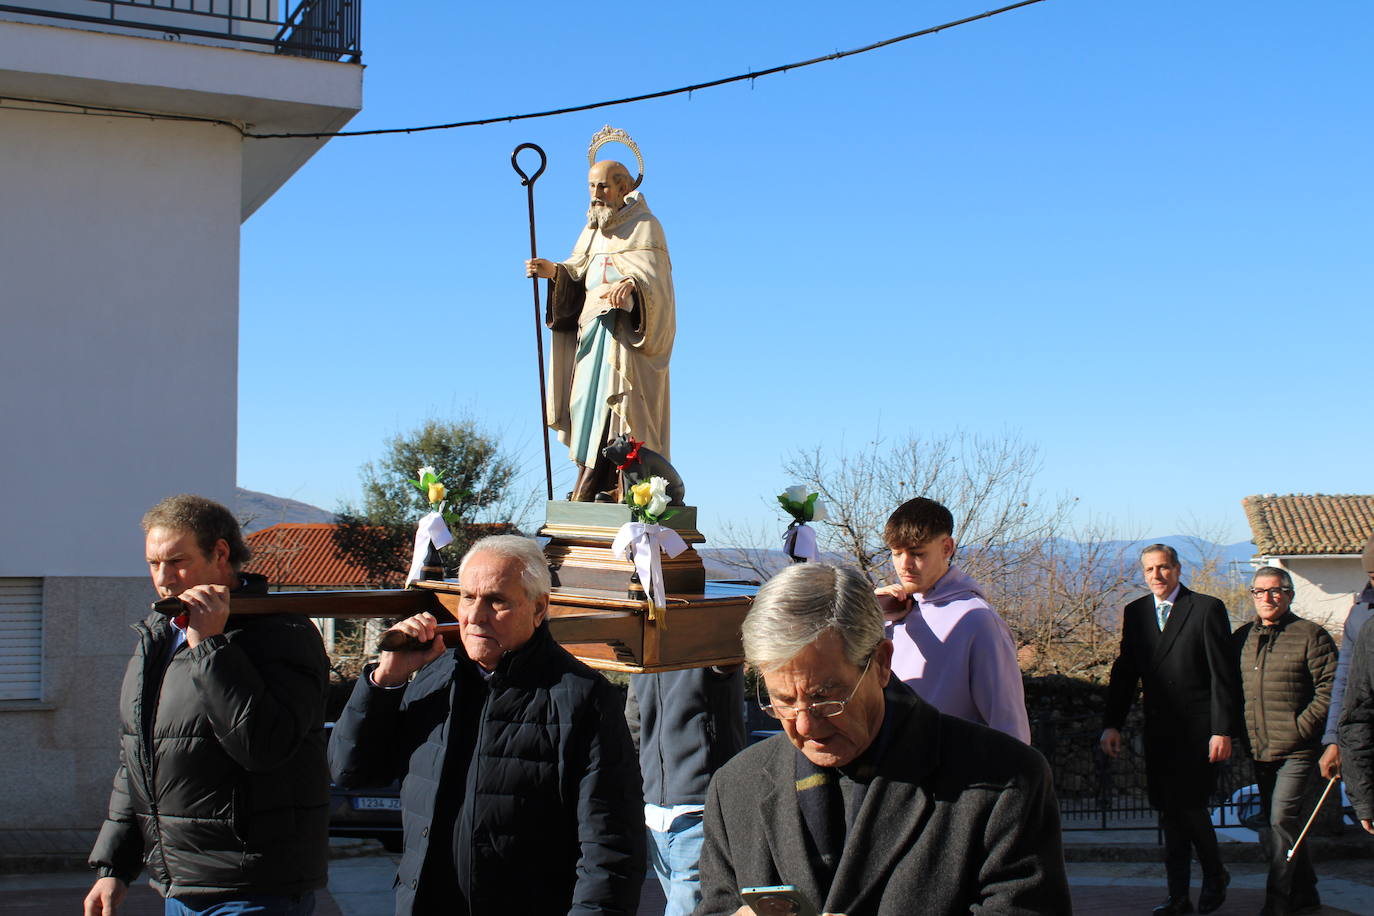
[{"xmin": 206, "ymin": 503, "xmax": 752, "ymax": 672}]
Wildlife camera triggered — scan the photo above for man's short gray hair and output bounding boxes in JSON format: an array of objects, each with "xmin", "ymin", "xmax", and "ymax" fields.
[
  {"xmin": 1251, "ymin": 565, "xmax": 1294, "ymax": 590},
  {"xmin": 1140, "ymin": 543, "xmax": 1180, "ymax": 566},
  {"xmin": 460, "ymin": 535, "xmax": 551, "ymax": 601},
  {"xmin": 742, "ymin": 564, "xmax": 885, "ymax": 670}
]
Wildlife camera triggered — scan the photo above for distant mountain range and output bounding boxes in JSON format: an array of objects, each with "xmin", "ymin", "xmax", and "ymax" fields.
[
  {"xmin": 700, "ymin": 536, "xmax": 1259, "ymax": 584},
  {"xmin": 234, "ymin": 487, "xmax": 335, "ymax": 533}
]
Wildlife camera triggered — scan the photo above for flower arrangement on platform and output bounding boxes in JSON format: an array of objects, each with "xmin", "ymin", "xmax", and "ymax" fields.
[
  {"xmin": 408, "ymin": 465, "xmax": 464, "ymax": 527},
  {"xmin": 777, "ymin": 484, "xmax": 828, "ymax": 524},
  {"xmin": 626, "ymin": 475, "xmax": 678, "ymax": 525},
  {"xmin": 614, "ymin": 474, "xmax": 686, "ymax": 610},
  {"xmin": 777, "ymin": 484, "xmax": 827, "ymax": 563},
  {"xmin": 405, "ymin": 466, "xmax": 458, "ymax": 584}
]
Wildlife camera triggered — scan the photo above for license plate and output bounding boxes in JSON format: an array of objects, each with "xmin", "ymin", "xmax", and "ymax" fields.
[{"xmin": 352, "ymin": 796, "xmax": 401, "ymax": 811}]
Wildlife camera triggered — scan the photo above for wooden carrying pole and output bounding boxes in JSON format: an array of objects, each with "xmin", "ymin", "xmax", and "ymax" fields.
[{"xmin": 151, "ymin": 582, "xmax": 749, "ymax": 674}]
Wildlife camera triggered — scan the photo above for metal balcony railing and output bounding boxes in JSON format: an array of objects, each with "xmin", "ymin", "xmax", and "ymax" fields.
[{"xmin": 0, "ymin": 1, "xmax": 360, "ymax": 62}]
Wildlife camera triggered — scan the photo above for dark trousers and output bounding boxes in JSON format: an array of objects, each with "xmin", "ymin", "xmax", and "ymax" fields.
[
  {"xmin": 1159, "ymin": 806, "xmax": 1224, "ymax": 897},
  {"xmin": 1254, "ymin": 756, "xmax": 1319, "ymax": 909}
]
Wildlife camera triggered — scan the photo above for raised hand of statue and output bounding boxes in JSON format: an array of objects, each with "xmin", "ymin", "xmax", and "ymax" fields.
[{"xmin": 525, "ymin": 257, "xmax": 557, "ymax": 280}]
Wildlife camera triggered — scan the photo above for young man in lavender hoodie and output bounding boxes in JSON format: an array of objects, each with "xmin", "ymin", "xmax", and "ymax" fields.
[{"xmin": 874, "ymin": 497, "xmax": 1032, "ymax": 743}]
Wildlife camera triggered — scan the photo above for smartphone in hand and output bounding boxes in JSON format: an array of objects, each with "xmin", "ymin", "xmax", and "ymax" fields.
[{"xmin": 740, "ymin": 885, "xmax": 821, "ymax": 916}]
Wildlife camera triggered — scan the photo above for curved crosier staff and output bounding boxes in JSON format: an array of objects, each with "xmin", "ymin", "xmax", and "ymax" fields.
[{"xmin": 512, "ymin": 142, "xmax": 554, "ymax": 501}]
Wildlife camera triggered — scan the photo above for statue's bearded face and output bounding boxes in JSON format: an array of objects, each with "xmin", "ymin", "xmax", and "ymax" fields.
[
  {"xmin": 586, "ymin": 161, "xmax": 631, "ymax": 227},
  {"xmin": 586, "ymin": 202, "xmax": 616, "ymax": 229}
]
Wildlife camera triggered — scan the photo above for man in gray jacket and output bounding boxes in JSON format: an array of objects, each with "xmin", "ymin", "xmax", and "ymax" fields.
[
  {"xmin": 697, "ymin": 563, "xmax": 1070, "ymax": 916},
  {"xmin": 1233, "ymin": 567, "xmax": 1337, "ymax": 916},
  {"xmin": 628, "ymin": 667, "xmax": 744, "ymax": 915}
]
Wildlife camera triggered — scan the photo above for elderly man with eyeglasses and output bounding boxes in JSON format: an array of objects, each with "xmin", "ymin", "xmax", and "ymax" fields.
[
  {"xmin": 695, "ymin": 563, "xmax": 1071, "ymax": 916},
  {"xmin": 1233, "ymin": 566, "xmax": 1338, "ymax": 916}
]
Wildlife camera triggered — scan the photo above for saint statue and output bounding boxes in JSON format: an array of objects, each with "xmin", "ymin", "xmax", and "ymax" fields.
[{"xmin": 525, "ymin": 127, "xmax": 676, "ymax": 502}]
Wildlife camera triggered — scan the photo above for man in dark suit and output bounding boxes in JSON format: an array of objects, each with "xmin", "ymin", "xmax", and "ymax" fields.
[
  {"xmin": 1102, "ymin": 544, "xmax": 1241, "ymax": 915},
  {"xmin": 697, "ymin": 563, "xmax": 1070, "ymax": 916}
]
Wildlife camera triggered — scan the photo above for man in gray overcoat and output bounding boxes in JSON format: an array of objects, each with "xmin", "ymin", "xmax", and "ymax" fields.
[{"xmin": 696, "ymin": 563, "xmax": 1070, "ymax": 916}]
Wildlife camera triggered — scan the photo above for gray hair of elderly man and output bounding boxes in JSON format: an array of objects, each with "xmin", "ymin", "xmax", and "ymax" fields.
[
  {"xmin": 459, "ymin": 534, "xmax": 552, "ymax": 601},
  {"xmin": 743, "ymin": 563, "xmax": 886, "ymax": 670},
  {"xmin": 1250, "ymin": 564, "xmax": 1295, "ymax": 590}
]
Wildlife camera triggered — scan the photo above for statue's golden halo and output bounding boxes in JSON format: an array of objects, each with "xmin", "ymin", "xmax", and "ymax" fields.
[{"xmin": 587, "ymin": 125, "xmax": 644, "ymax": 190}]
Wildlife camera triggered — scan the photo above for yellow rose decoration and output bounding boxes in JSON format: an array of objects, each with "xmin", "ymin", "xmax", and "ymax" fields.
[
  {"xmin": 630, "ymin": 480, "xmax": 653, "ymax": 507},
  {"xmin": 428, "ymin": 482, "xmax": 447, "ymax": 504}
]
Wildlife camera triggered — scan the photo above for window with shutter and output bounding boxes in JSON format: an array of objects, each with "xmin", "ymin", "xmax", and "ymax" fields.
[{"xmin": 0, "ymin": 579, "xmax": 43, "ymax": 702}]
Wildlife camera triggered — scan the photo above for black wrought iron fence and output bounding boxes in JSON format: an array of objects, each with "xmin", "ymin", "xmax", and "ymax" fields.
[
  {"xmin": 0, "ymin": 0, "xmax": 360, "ymax": 62},
  {"xmin": 1034, "ymin": 710, "xmax": 1257, "ymax": 832}
]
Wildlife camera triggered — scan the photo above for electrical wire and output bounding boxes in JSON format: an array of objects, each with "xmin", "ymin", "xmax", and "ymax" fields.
[{"xmin": 0, "ymin": 0, "xmax": 1049, "ymax": 141}]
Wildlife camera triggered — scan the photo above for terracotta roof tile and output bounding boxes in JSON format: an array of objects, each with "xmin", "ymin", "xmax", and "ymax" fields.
[
  {"xmin": 1242, "ymin": 494, "xmax": 1374, "ymax": 556},
  {"xmin": 244, "ymin": 523, "xmax": 398, "ymax": 588}
]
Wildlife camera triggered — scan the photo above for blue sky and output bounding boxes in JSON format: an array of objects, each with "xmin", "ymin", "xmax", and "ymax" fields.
[{"xmin": 238, "ymin": 0, "xmax": 1373, "ymax": 543}]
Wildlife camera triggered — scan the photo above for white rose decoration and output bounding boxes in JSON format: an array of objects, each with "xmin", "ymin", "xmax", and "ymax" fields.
[
  {"xmin": 784, "ymin": 484, "xmax": 809, "ymax": 504},
  {"xmin": 810, "ymin": 500, "xmax": 828, "ymax": 522},
  {"xmin": 647, "ymin": 493, "xmax": 669, "ymax": 517}
]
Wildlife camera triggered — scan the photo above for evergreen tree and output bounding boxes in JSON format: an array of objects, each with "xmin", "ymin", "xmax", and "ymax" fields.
[{"xmin": 333, "ymin": 419, "xmax": 521, "ymax": 584}]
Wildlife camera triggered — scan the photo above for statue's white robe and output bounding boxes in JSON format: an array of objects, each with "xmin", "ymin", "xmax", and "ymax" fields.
[{"xmin": 546, "ymin": 192, "xmax": 675, "ymax": 466}]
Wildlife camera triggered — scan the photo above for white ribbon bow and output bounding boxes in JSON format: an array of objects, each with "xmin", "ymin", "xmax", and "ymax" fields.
[
  {"xmin": 783, "ymin": 522, "xmax": 818, "ymax": 562},
  {"xmin": 612, "ymin": 521, "xmax": 688, "ymax": 609},
  {"xmin": 406, "ymin": 510, "xmax": 454, "ymax": 585}
]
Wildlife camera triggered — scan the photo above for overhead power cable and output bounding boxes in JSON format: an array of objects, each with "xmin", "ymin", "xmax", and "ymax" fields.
[
  {"xmin": 248, "ymin": 0, "xmax": 1048, "ymax": 140},
  {"xmin": 0, "ymin": 0, "xmax": 1048, "ymax": 141}
]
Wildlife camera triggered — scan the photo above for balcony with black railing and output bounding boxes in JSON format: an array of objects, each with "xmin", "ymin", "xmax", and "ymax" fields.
[{"xmin": 0, "ymin": 0, "xmax": 360, "ymax": 62}]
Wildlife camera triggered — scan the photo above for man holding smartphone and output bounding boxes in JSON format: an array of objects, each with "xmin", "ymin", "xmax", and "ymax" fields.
[{"xmin": 698, "ymin": 563, "xmax": 1070, "ymax": 916}]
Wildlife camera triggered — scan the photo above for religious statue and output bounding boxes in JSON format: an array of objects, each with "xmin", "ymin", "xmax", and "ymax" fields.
[{"xmin": 525, "ymin": 126, "xmax": 676, "ymax": 502}]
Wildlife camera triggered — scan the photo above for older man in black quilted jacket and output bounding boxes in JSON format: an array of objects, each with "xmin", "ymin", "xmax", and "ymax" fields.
[
  {"xmin": 329, "ymin": 534, "xmax": 645, "ymax": 916},
  {"xmin": 85, "ymin": 495, "xmax": 330, "ymax": 916},
  {"xmin": 1233, "ymin": 566, "xmax": 1337, "ymax": 916}
]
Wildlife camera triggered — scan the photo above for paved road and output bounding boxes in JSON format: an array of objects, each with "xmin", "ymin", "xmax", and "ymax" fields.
[{"xmin": 4, "ymin": 849, "xmax": 1372, "ymax": 915}]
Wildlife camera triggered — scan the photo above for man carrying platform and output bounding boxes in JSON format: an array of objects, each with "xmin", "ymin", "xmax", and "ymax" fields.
[
  {"xmin": 85, "ymin": 494, "xmax": 330, "ymax": 916},
  {"xmin": 329, "ymin": 534, "xmax": 645, "ymax": 915}
]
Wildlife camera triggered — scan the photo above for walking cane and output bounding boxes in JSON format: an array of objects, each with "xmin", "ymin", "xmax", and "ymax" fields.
[
  {"xmin": 1286, "ymin": 776, "xmax": 1339, "ymax": 861},
  {"xmin": 512, "ymin": 142, "xmax": 554, "ymax": 501}
]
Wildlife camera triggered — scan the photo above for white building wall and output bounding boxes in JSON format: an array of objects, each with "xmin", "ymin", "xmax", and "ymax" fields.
[
  {"xmin": 0, "ymin": 105, "xmax": 241, "ymax": 577},
  {"xmin": 0, "ymin": 17, "xmax": 359, "ymax": 832},
  {"xmin": 0, "ymin": 106, "xmax": 241, "ymax": 830}
]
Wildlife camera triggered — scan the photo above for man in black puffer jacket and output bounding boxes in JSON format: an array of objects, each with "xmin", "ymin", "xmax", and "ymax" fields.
[
  {"xmin": 329, "ymin": 534, "xmax": 645, "ymax": 916},
  {"xmin": 86, "ymin": 495, "xmax": 330, "ymax": 916}
]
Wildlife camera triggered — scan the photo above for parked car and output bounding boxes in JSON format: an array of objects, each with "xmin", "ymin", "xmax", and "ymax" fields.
[
  {"xmin": 1212, "ymin": 783, "xmax": 1265, "ymax": 829},
  {"xmin": 325, "ymin": 723, "xmax": 403, "ymax": 852},
  {"xmin": 1212, "ymin": 781, "xmax": 1358, "ymax": 831}
]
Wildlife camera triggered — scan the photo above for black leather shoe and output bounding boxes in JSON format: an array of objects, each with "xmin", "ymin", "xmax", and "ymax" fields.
[
  {"xmin": 1198, "ymin": 869, "xmax": 1230, "ymax": 914},
  {"xmin": 1289, "ymin": 889, "xmax": 1322, "ymax": 914},
  {"xmin": 1153, "ymin": 897, "xmax": 1194, "ymax": 915}
]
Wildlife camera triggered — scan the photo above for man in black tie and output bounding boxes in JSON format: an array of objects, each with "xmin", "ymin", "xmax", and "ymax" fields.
[{"xmin": 1102, "ymin": 544, "xmax": 1241, "ymax": 915}]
